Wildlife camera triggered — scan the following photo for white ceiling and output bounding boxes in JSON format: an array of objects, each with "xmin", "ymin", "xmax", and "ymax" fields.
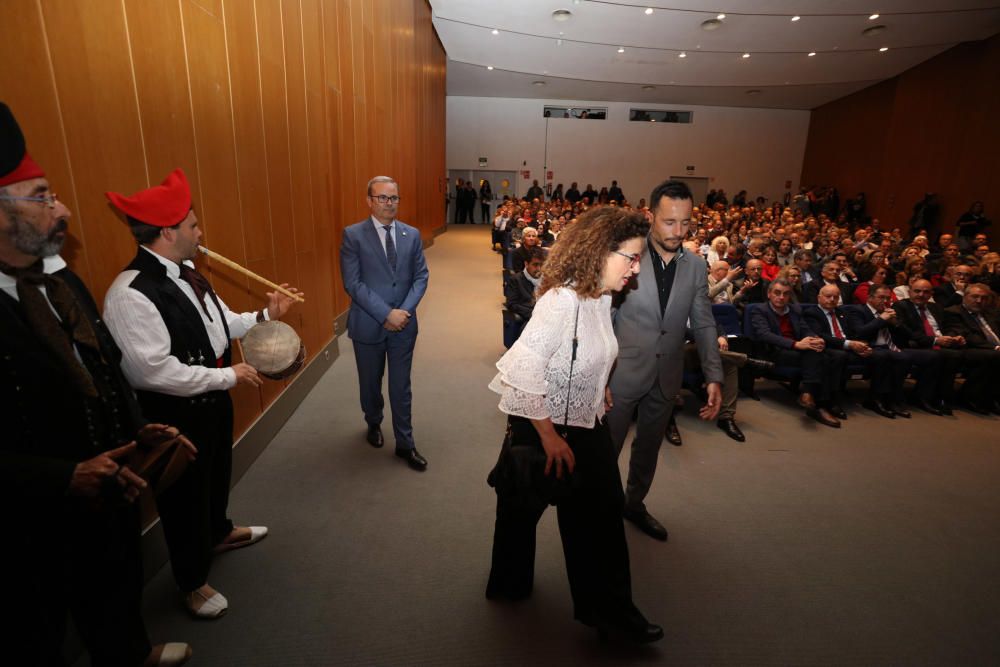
[{"xmin": 430, "ymin": 0, "xmax": 1000, "ymax": 109}]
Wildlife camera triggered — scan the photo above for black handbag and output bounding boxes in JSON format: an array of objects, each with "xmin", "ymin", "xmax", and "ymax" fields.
[{"xmin": 488, "ymin": 302, "xmax": 581, "ymax": 508}]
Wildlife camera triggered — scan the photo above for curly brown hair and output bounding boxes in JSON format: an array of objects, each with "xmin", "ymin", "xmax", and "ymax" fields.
[{"xmin": 538, "ymin": 206, "xmax": 650, "ymax": 298}]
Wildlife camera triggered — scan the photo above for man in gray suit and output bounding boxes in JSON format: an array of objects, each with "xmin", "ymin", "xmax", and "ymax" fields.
[
  {"xmin": 606, "ymin": 180, "xmax": 723, "ymax": 540},
  {"xmin": 340, "ymin": 176, "xmax": 430, "ymax": 470}
]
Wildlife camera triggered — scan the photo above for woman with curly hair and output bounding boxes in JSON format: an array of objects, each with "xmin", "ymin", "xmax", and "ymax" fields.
[{"xmin": 486, "ymin": 206, "xmax": 663, "ymax": 644}]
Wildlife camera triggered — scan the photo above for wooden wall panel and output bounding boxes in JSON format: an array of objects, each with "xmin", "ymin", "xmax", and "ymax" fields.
[{"xmin": 0, "ymin": 0, "xmax": 446, "ymax": 442}]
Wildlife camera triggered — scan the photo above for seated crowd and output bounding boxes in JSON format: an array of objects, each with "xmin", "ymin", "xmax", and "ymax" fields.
[{"xmin": 495, "ymin": 182, "xmax": 1000, "ymax": 440}]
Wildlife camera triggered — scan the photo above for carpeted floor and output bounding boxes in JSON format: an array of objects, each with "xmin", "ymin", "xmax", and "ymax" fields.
[{"xmin": 130, "ymin": 225, "xmax": 1000, "ymax": 666}]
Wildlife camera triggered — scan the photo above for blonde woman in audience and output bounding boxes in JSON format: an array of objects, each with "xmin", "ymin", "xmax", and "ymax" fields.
[{"xmin": 707, "ymin": 234, "xmax": 730, "ymax": 265}]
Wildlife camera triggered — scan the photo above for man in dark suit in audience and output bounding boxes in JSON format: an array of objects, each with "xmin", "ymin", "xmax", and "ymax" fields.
[
  {"xmin": 942, "ymin": 283, "xmax": 1000, "ymax": 414},
  {"xmin": 894, "ymin": 279, "xmax": 964, "ymax": 414},
  {"xmin": 749, "ymin": 279, "xmax": 843, "ymax": 427},
  {"xmin": 505, "ymin": 247, "xmax": 544, "ymax": 322},
  {"xmin": 802, "ymin": 260, "xmax": 852, "ymax": 304},
  {"xmin": 565, "ymin": 181, "xmax": 581, "ymax": 204},
  {"xmin": 934, "ymin": 264, "xmax": 973, "ymax": 308},
  {"xmin": 733, "ymin": 259, "xmax": 769, "ymax": 309}
]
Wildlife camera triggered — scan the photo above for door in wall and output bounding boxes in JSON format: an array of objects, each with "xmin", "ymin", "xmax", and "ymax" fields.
[
  {"xmin": 670, "ymin": 176, "xmax": 710, "ymax": 207},
  {"xmin": 448, "ymin": 169, "xmax": 472, "ymax": 224},
  {"xmin": 472, "ymin": 170, "xmax": 517, "ymax": 225}
]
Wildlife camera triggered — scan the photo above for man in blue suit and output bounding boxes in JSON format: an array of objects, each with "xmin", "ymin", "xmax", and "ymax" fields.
[{"xmin": 340, "ymin": 176, "xmax": 430, "ymax": 470}]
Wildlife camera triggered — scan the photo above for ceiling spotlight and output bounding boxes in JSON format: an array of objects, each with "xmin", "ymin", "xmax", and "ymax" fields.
[
  {"xmin": 742, "ymin": 52, "xmax": 750, "ymax": 58},
  {"xmin": 487, "ymin": 65, "xmax": 494, "ymax": 70},
  {"xmin": 808, "ymin": 51, "xmax": 816, "ymax": 56},
  {"xmin": 645, "ymin": 7, "xmax": 653, "ymax": 15},
  {"xmin": 678, "ymin": 51, "xmax": 687, "ymax": 58},
  {"xmin": 618, "ymin": 47, "xmax": 625, "ymax": 53},
  {"xmin": 791, "ymin": 15, "xmax": 801, "ymax": 22},
  {"xmin": 746, "ymin": 89, "xmax": 762, "ymax": 96},
  {"xmin": 491, "ymin": 29, "xmax": 499, "ymax": 35},
  {"xmin": 879, "ymin": 46, "xmax": 889, "ymax": 51},
  {"xmin": 869, "ymin": 13, "xmax": 879, "ymax": 20},
  {"xmin": 642, "ymin": 85, "xmax": 656, "ymax": 90},
  {"xmin": 532, "ymin": 81, "xmax": 547, "ymax": 87},
  {"xmin": 863, "ymin": 25, "xmax": 887, "ymax": 37},
  {"xmin": 717, "ymin": 13, "xmax": 726, "ymax": 20},
  {"xmin": 552, "ymin": 9, "xmax": 573, "ymax": 22},
  {"xmin": 701, "ymin": 18, "xmax": 722, "ymax": 31}
]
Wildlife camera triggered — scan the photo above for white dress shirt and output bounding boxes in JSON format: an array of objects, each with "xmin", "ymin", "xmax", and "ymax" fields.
[
  {"xmin": 0, "ymin": 254, "xmax": 66, "ymax": 309},
  {"xmin": 370, "ymin": 216, "xmax": 397, "ymax": 257},
  {"xmin": 103, "ymin": 246, "xmax": 264, "ymax": 397}
]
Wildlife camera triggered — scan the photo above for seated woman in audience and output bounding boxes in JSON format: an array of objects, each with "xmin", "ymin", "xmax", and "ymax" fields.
[
  {"xmin": 852, "ymin": 262, "xmax": 896, "ymax": 304},
  {"xmin": 760, "ymin": 245, "xmax": 781, "ymax": 281},
  {"xmin": 776, "ymin": 238, "xmax": 795, "ymax": 266},
  {"xmin": 707, "ymin": 235, "xmax": 730, "ymax": 265},
  {"xmin": 511, "ymin": 227, "xmax": 542, "ymax": 272},
  {"xmin": 776, "ymin": 264, "xmax": 804, "ymax": 303},
  {"xmin": 486, "ymin": 206, "xmax": 663, "ymax": 644}
]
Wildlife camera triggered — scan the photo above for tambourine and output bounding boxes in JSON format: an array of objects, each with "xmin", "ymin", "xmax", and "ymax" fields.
[{"xmin": 241, "ymin": 320, "xmax": 306, "ymax": 380}]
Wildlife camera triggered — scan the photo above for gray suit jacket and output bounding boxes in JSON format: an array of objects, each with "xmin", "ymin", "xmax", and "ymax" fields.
[{"xmin": 609, "ymin": 241, "xmax": 723, "ymax": 400}]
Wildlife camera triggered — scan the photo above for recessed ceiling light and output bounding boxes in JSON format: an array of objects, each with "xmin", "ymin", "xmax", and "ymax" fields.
[
  {"xmin": 717, "ymin": 13, "xmax": 726, "ymax": 20},
  {"xmin": 532, "ymin": 81, "xmax": 547, "ymax": 87},
  {"xmin": 863, "ymin": 25, "xmax": 887, "ymax": 37},
  {"xmin": 642, "ymin": 85, "xmax": 656, "ymax": 90},
  {"xmin": 645, "ymin": 7, "xmax": 653, "ymax": 15},
  {"xmin": 791, "ymin": 15, "xmax": 801, "ymax": 22},
  {"xmin": 552, "ymin": 9, "xmax": 573, "ymax": 22},
  {"xmin": 678, "ymin": 51, "xmax": 687, "ymax": 58},
  {"xmin": 487, "ymin": 65, "xmax": 494, "ymax": 70},
  {"xmin": 491, "ymin": 29, "xmax": 499, "ymax": 35},
  {"xmin": 869, "ymin": 13, "xmax": 880, "ymax": 20},
  {"xmin": 808, "ymin": 51, "xmax": 816, "ymax": 56},
  {"xmin": 618, "ymin": 47, "xmax": 625, "ymax": 53},
  {"xmin": 701, "ymin": 18, "xmax": 722, "ymax": 31},
  {"xmin": 879, "ymin": 46, "xmax": 888, "ymax": 51},
  {"xmin": 650, "ymin": 119, "xmax": 656, "ymax": 122},
  {"xmin": 746, "ymin": 89, "xmax": 762, "ymax": 96},
  {"xmin": 742, "ymin": 52, "xmax": 750, "ymax": 58}
]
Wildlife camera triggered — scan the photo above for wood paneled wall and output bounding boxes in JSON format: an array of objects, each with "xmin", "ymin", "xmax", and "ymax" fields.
[
  {"xmin": 0, "ymin": 0, "xmax": 446, "ymax": 437},
  {"xmin": 801, "ymin": 35, "xmax": 1000, "ymax": 235}
]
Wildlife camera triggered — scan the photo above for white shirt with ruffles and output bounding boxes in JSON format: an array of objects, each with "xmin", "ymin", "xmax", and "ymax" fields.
[{"xmin": 489, "ymin": 287, "xmax": 617, "ymax": 428}]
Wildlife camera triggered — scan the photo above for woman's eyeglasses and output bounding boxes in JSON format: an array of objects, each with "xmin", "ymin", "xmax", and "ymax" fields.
[{"xmin": 612, "ymin": 250, "xmax": 641, "ymax": 267}]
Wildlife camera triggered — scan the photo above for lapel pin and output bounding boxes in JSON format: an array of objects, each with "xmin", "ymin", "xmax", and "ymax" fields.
[{"xmin": 401, "ymin": 231, "xmax": 407, "ymax": 236}]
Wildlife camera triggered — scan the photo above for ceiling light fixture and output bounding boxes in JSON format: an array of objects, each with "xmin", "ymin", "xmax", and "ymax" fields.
[
  {"xmin": 552, "ymin": 9, "xmax": 573, "ymax": 22},
  {"xmin": 717, "ymin": 13, "xmax": 726, "ymax": 20},
  {"xmin": 487, "ymin": 65, "xmax": 494, "ymax": 70},
  {"xmin": 808, "ymin": 51, "xmax": 816, "ymax": 56},
  {"xmin": 618, "ymin": 47, "xmax": 625, "ymax": 53},
  {"xmin": 679, "ymin": 51, "xmax": 687, "ymax": 58},
  {"xmin": 491, "ymin": 29, "xmax": 499, "ymax": 35},
  {"xmin": 532, "ymin": 81, "xmax": 547, "ymax": 87},
  {"xmin": 869, "ymin": 13, "xmax": 880, "ymax": 20},
  {"xmin": 645, "ymin": 7, "xmax": 653, "ymax": 15},
  {"xmin": 642, "ymin": 85, "xmax": 656, "ymax": 90},
  {"xmin": 742, "ymin": 52, "xmax": 750, "ymax": 58},
  {"xmin": 791, "ymin": 15, "xmax": 801, "ymax": 22},
  {"xmin": 879, "ymin": 46, "xmax": 888, "ymax": 51}
]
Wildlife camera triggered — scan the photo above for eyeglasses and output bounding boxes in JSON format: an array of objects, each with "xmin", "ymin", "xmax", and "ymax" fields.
[
  {"xmin": 369, "ymin": 194, "xmax": 400, "ymax": 205},
  {"xmin": 0, "ymin": 192, "xmax": 59, "ymax": 208},
  {"xmin": 612, "ymin": 250, "xmax": 641, "ymax": 267}
]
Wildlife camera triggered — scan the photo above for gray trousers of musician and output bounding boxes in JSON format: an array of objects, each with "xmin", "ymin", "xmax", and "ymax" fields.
[
  {"xmin": 353, "ymin": 336, "xmax": 415, "ymax": 450},
  {"xmin": 607, "ymin": 377, "xmax": 675, "ymax": 514}
]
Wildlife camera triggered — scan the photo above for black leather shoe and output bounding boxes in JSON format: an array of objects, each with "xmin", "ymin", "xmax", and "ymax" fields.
[
  {"xmin": 862, "ymin": 400, "xmax": 895, "ymax": 419},
  {"xmin": 745, "ymin": 357, "xmax": 775, "ymax": 374},
  {"xmin": 716, "ymin": 418, "xmax": 745, "ymax": 442},
  {"xmin": 939, "ymin": 402, "xmax": 954, "ymax": 416},
  {"xmin": 807, "ymin": 407, "xmax": 841, "ymax": 428},
  {"xmin": 959, "ymin": 398, "xmax": 991, "ymax": 415},
  {"xmin": 366, "ymin": 424, "xmax": 384, "ymax": 448},
  {"xmin": 623, "ymin": 509, "xmax": 668, "ymax": 541},
  {"xmin": 395, "ymin": 448, "xmax": 427, "ymax": 471},
  {"xmin": 890, "ymin": 404, "xmax": 911, "ymax": 419},
  {"xmin": 911, "ymin": 399, "xmax": 942, "ymax": 416},
  {"xmin": 828, "ymin": 404, "xmax": 848, "ymax": 420},
  {"xmin": 665, "ymin": 417, "xmax": 682, "ymax": 446},
  {"xmin": 594, "ymin": 616, "xmax": 665, "ymax": 644}
]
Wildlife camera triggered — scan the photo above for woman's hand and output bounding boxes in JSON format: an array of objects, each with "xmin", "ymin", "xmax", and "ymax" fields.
[{"xmin": 540, "ymin": 432, "xmax": 575, "ymax": 479}]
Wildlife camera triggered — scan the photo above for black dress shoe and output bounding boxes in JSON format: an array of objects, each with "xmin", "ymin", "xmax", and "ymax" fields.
[
  {"xmin": 890, "ymin": 404, "xmax": 911, "ymax": 419},
  {"xmin": 807, "ymin": 407, "xmax": 841, "ymax": 428},
  {"xmin": 395, "ymin": 448, "xmax": 427, "ymax": 471},
  {"xmin": 366, "ymin": 424, "xmax": 384, "ymax": 448},
  {"xmin": 939, "ymin": 402, "xmax": 954, "ymax": 416},
  {"xmin": 828, "ymin": 404, "xmax": 848, "ymax": 420},
  {"xmin": 593, "ymin": 615, "xmax": 664, "ymax": 644},
  {"xmin": 862, "ymin": 400, "xmax": 895, "ymax": 419},
  {"xmin": 623, "ymin": 509, "xmax": 668, "ymax": 541},
  {"xmin": 745, "ymin": 357, "xmax": 775, "ymax": 374},
  {"xmin": 665, "ymin": 417, "xmax": 682, "ymax": 446},
  {"xmin": 716, "ymin": 418, "xmax": 745, "ymax": 442},
  {"xmin": 911, "ymin": 399, "xmax": 942, "ymax": 416}
]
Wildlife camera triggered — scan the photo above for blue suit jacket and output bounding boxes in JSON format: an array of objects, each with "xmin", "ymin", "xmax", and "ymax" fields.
[
  {"xmin": 340, "ymin": 218, "xmax": 429, "ymax": 344},
  {"xmin": 748, "ymin": 302, "xmax": 815, "ymax": 350}
]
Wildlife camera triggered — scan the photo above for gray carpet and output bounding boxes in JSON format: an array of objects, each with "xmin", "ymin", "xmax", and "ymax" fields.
[{"xmin": 131, "ymin": 225, "xmax": 1000, "ymax": 666}]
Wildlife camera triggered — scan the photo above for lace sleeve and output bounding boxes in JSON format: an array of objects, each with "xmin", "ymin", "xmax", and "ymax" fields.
[{"xmin": 488, "ymin": 288, "xmax": 575, "ymax": 419}]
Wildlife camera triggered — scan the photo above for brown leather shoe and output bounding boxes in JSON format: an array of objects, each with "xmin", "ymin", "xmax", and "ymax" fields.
[
  {"xmin": 797, "ymin": 392, "xmax": 816, "ymax": 410},
  {"xmin": 807, "ymin": 407, "xmax": 841, "ymax": 428}
]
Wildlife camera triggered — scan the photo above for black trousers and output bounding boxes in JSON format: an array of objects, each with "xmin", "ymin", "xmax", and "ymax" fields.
[
  {"xmin": 771, "ymin": 348, "xmax": 843, "ymax": 402},
  {"xmin": 153, "ymin": 392, "xmax": 235, "ymax": 592},
  {"xmin": 11, "ymin": 503, "xmax": 151, "ymax": 667},
  {"xmin": 486, "ymin": 418, "xmax": 638, "ymax": 624},
  {"xmin": 957, "ymin": 348, "xmax": 1000, "ymax": 404}
]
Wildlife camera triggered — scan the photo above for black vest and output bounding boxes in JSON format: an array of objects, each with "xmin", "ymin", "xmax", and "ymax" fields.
[{"xmin": 124, "ymin": 249, "xmax": 232, "ymax": 424}]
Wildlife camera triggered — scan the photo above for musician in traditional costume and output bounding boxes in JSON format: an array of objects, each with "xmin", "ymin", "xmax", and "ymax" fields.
[
  {"xmin": 102, "ymin": 168, "xmax": 302, "ymax": 618},
  {"xmin": 0, "ymin": 103, "xmax": 192, "ymax": 666}
]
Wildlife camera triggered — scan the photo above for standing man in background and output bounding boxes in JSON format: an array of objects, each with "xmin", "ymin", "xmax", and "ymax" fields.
[
  {"xmin": 341, "ymin": 176, "xmax": 430, "ymax": 471},
  {"xmin": 606, "ymin": 180, "xmax": 723, "ymax": 542}
]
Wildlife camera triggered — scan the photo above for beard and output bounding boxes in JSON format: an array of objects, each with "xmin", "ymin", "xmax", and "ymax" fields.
[{"xmin": 5, "ymin": 212, "xmax": 67, "ymax": 258}]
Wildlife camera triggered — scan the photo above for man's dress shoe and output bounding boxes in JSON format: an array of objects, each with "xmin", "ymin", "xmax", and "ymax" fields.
[
  {"xmin": 665, "ymin": 417, "xmax": 682, "ymax": 446},
  {"xmin": 593, "ymin": 614, "xmax": 665, "ymax": 644},
  {"xmin": 890, "ymin": 404, "xmax": 911, "ymax": 419},
  {"xmin": 911, "ymin": 398, "xmax": 943, "ymax": 416},
  {"xmin": 395, "ymin": 448, "xmax": 428, "ymax": 471},
  {"xmin": 797, "ymin": 392, "xmax": 816, "ymax": 410},
  {"xmin": 828, "ymin": 404, "xmax": 848, "ymax": 420},
  {"xmin": 716, "ymin": 418, "xmax": 745, "ymax": 442},
  {"xmin": 623, "ymin": 509, "xmax": 668, "ymax": 541},
  {"xmin": 862, "ymin": 400, "xmax": 895, "ymax": 419},
  {"xmin": 938, "ymin": 402, "xmax": 954, "ymax": 416},
  {"xmin": 366, "ymin": 424, "xmax": 384, "ymax": 448},
  {"xmin": 745, "ymin": 357, "xmax": 775, "ymax": 374},
  {"xmin": 807, "ymin": 407, "xmax": 841, "ymax": 428}
]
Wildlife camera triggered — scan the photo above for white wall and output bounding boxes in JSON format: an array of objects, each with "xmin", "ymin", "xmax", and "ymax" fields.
[{"xmin": 447, "ymin": 96, "xmax": 811, "ymax": 205}]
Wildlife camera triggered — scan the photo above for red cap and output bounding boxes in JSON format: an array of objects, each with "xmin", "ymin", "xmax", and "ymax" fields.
[
  {"xmin": 0, "ymin": 152, "xmax": 44, "ymax": 187},
  {"xmin": 105, "ymin": 168, "xmax": 192, "ymax": 227}
]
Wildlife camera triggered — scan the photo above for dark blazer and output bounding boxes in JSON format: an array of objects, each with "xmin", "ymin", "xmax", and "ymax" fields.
[
  {"xmin": 933, "ymin": 283, "xmax": 963, "ymax": 308},
  {"xmin": 735, "ymin": 278, "xmax": 770, "ymax": 307},
  {"xmin": 942, "ymin": 306, "xmax": 1000, "ymax": 349},
  {"xmin": 842, "ymin": 304, "xmax": 908, "ymax": 347},
  {"xmin": 748, "ymin": 302, "xmax": 815, "ymax": 350},
  {"xmin": 802, "ymin": 304, "xmax": 850, "ymax": 349},
  {"xmin": 340, "ymin": 218, "xmax": 429, "ymax": 345},
  {"xmin": 802, "ymin": 279, "xmax": 851, "ymax": 305},
  {"xmin": 894, "ymin": 299, "xmax": 948, "ymax": 348},
  {"xmin": 505, "ymin": 272, "xmax": 537, "ymax": 322}
]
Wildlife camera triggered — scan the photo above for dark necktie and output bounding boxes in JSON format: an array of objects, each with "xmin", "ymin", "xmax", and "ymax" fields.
[
  {"xmin": 828, "ymin": 310, "xmax": 843, "ymax": 338},
  {"xmin": 383, "ymin": 225, "xmax": 397, "ymax": 271},
  {"xmin": 918, "ymin": 306, "xmax": 940, "ymax": 349},
  {"xmin": 0, "ymin": 259, "xmax": 99, "ymax": 397},
  {"xmin": 978, "ymin": 313, "xmax": 1000, "ymax": 346},
  {"xmin": 178, "ymin": 264, "xmax": 215, "ymax": 321}
]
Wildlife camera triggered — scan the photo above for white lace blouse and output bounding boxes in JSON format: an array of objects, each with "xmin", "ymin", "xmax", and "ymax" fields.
[{"xmin": 489, "ymin": 287, "xmax": 617, "ymax": 428}]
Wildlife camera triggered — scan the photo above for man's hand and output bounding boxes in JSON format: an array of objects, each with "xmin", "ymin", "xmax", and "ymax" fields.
[
  {"xmin": 68, "ymin": 443, "xmax": 147, "ymax": 501},
  {"xmin": 847, "ymin": 340, "xmax": 872, "ymax": 357},
  {"xmin": 880, "ymin": 308, "xmax": 897, "ymax": 322},
  {"xmin": 738, "ymin": 279, "xmax": 757, "ymax": 293},
  {"xmin": 726, "ymin": 267, "xmax": 743, "ymax": 283},
  {"xmin": 137, "ymin": 424, "xmax": 197, "ymax": 461},
  {"xmin": 232, "ymin": 362, "xmax": 262, "ymax": 387},
  {"xmin": 383, "ymin": 309, "xmax": 411, "ymax": 332},
  {"xmin": 795, "ymin": 336, "xmax": 825, "ymax": 351},
  {"xmin": 265, "ymin": 284, "xmax": 305, "ymax": 320},
  {"xmin": 699, "ymin": 383, "xmax": 722, "ymax": 421},
  {"xmin": 717, "ymin": 336, "xmax": 729, "ymax": 352}
]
